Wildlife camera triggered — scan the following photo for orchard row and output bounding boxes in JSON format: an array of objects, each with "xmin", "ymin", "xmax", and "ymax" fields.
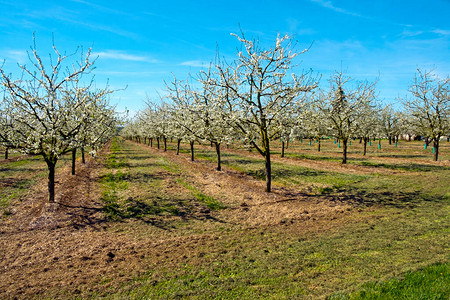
[{"xmin": 123, "ymin": 33, "xmax": 449, "ymax": 192}]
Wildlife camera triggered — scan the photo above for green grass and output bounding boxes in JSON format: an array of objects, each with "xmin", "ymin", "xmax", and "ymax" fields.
[
  {"xmin": 86, "ymin": 139, "xmax": 448, "ymax": 299},
  {"xmin": 330, "ymin": 263, "xmax": 450, "ymax": 299},
  {"xmin": 110, "ymin": 200, "xmax": 449, "ymax": 299},
  {"xmin": 100, "ymin": 138, "xmax": 225, "ymax": 222},
  {"xmin": 8, "ymin": 138, "xmax": 446, "ymax": 298},
  {"xmin": 176, "ymin": 178, "xmax": 225, "ymax": 210}
]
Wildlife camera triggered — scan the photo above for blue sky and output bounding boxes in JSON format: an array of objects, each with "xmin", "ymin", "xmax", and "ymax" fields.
[{"xmin": 1, "ymin": 0, "xmax": 449, "ymax": 114}]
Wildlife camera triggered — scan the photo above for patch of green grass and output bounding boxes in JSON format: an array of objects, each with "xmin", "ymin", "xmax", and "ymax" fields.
[
  {"xmin": 330, "ymin": 263, "xmax": 450, "ymax": 299},
  {"xmin": 176, "ymin": 178, "xmax": 225, "ymax": 210}
]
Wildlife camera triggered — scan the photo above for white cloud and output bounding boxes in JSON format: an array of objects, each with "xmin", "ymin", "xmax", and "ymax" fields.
[
  {"xmin": 401, "ymin": 30, "xmax": 425, "ymax": 37},
  {"xmin": 93, "ymin": 50, "xmax": 159, "ymax": 63},
  {"xmin": 180, "ymin": 60, "xmax": 209, "ymax": 67},
  {"xmin": 1, "ymin": 50, "xmax": 28, "ymax": 64},
  {"xmin": 308, "ymin": 0, "xmax": 362, "ymax": 18},
  {"xmin": 432, "ymin": 29, "xmax": 450, "ymax": 36}
]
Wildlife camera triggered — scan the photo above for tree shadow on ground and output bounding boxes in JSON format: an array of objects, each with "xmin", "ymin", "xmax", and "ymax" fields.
[
  {"xmin": 102, "ymin": 196, "xmax": 225, "ymax": 231},
  {"xmin": 321, "ymin": 188, "xmax": 444, "ymax": 209},
  {"xmin": 356, "ymin": 161, "xmax": 449, "ymax": 172}
]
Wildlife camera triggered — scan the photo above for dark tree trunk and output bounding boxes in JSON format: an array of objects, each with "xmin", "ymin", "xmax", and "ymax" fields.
[
  {"xmin": 215, "ymin": 142, "xmax": 221, "ymax": 171},
  {"xmin": 163, "ymin": 136, "xmax": 167, "ymax": 152},
  {"xmin": 176, "ymin": 139, "xmax": 181, "ymax": 155},
  {"xmin": 150, "ymin": 138, "xmax": 153, "ymax": 147},
  {"xmin": 190, "ymin": 141, "xmax": 194, "ymax": 161},
  {"xmin": 317, "ymin": 138, "xmax": 321, "ymax": 152},
  {"xmin": 157, "ymin": 137, "xmax": 160, "ymax": 149},
  {"xmin": 45, "ymin": 157, "xmax": 57, "ymax": 203},
  {"xmin": 363, "ymin": 137, "xmax": 368, "ymax": 156},
  {"xmin": 265, "ymin": 150, "xmax": 271, "ymax": 192},
  {"xmin": 5, "ymin": 147, "xmax": 8, "ymax": 159},
  {"xmin": 286, "ymin": 139, "xmax": 289, "ymax": 149},
  {"xmin": 388, "ymin": 136, "xmax": 392, "ymax": 144},
  {"xmin": 433, "ymin": 139, "xmax": 439, "ymax": 161},
  {"xmin": 81, "ymin": 147, "xmax": 85, "ymax": 164},
  {"xmin": 71, "ymin": 148, "xmax": 76, "ymax": 175},
  {"xmin": 342, "ymin": 137, "xmax": 348, "ymax": 164},
  {"xmin": 359, "ymin": 137, "xmax": 362, "ymax": 144},
  {"xmin": 281, "ymin": 141, "xmax": 285, "ymax": 157}
]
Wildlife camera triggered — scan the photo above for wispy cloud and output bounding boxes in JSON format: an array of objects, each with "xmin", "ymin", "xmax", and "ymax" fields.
[
  {"xmin": 0, "ymin": 49, "xmax": 28, "ymax": 64},
  {"xmin": 93, "ymin": 50, "xmax": 159, "ymax": 63},
  {"xmin": 308, "ymin": 0, "xmax": 362, "ymax": 17},
  {"xmin": 94, "ymin": 70, "xmax": 166, "ymax": 76},
  {"xmin": 432, "ymin": 28, "xmax": 450, "ymax": 36},
  {"xmin": 308, "ymin": 0, "xmax": 413, "ymax": 29},
  {"xmin": 401, "ymin": 30, "xmax": 425, "ymax": 37},
  {"xmin": 180, "ymin": 60, "xmax": 209, "ymax": 67},
  {"xmin": 69, "ymin": 0, "xmax": 135, "ymax": 18}
]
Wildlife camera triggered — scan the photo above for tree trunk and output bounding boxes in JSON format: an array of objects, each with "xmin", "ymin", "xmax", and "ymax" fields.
[
  {"xmin": 433, "ymin": 139, "xmax": 439, "ymax": 161},
  {"xmin": 157, "ymin": 137, "xmax": 160, "ymax": 149},
  {"xmin": 342, "ymin": 137, "xmax": 348, "ymax": 164},
  {"xmin": 286, "ymin": 139, "xmax": 289, "ymax": 149},
  {"xmin": 81, "ymin": 147, "xmax": 85, "ymax": 164},
  {"xmin": 363, "ymin": 137, "xmax": 368, "ymax": 156},
  {"xmin": 71, "ymin": 148, "xmax": 76, "ymax": 175},
  {"xmin": 45, "ymin": 157, "xmax": 57, "ymax": 203},
  {"xmin": 265, "ymin": 150, "xmax": 272, "ymax": 192},
  {"xmin": 150, "ymin": 138, "xmax": 153, "ymax": 147},
  {"xmin": 190, "ymin": 141, "xmax": 194, "ymax": 162},
  {"xmin": 5, "ymin": 147, "xmax": 8, "ymax": 159},
  {"xmin": 215, "ymin": 142, "xmax": 221, "ymax": 171},
  {"xmin": 317, "ymin": 138, "xmax": 321, "ymax": 152},
  {"xmin": 359, "ymin": 137, "xmax": 362, "ymax": 144},
  {"xmin": 176, "ymin": 139, "xmax": 181, "ymax": 155},
  {"xmin": 281, "ymin": 141, "xmax": 285, "ymax": 157},
  {"xmin": 388, "ymin": 136, "xmax": 392, "ymax": 144},
  {"xmin": 163, "ymin": 136, "xmax": 167, "ymax": 152}
]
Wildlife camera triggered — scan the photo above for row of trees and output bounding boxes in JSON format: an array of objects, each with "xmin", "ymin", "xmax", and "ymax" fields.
[
  {"xmin": 123, "ymin": 33, "xmax": 449, "ymax": 193},
  {"xmin": 0, "ymin": 38, "xmax": 117, "ymax": 202}
]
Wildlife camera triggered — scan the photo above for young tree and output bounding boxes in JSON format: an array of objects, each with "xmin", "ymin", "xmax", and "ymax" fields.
[
  {"xmin": 0, "ymin": 101, "xmax": 17, "ymax": 159},
  {"xmin": 215, "ymin": 33, "xmax": 317, "ymax": 192},
  {"xmin": 404, "ymin": 69, "xmax": 449, "ymax": 161},
  {"xmin": 0, "ymin": 38, "xmax": 103, "ymax": 202},
  {"xmin": 318, "ymin": 71, "xmax": 377, "ymax": 164},
  {"xmin": 303, "ymin": 93, "xmax": 329, "ymax": 152}
]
